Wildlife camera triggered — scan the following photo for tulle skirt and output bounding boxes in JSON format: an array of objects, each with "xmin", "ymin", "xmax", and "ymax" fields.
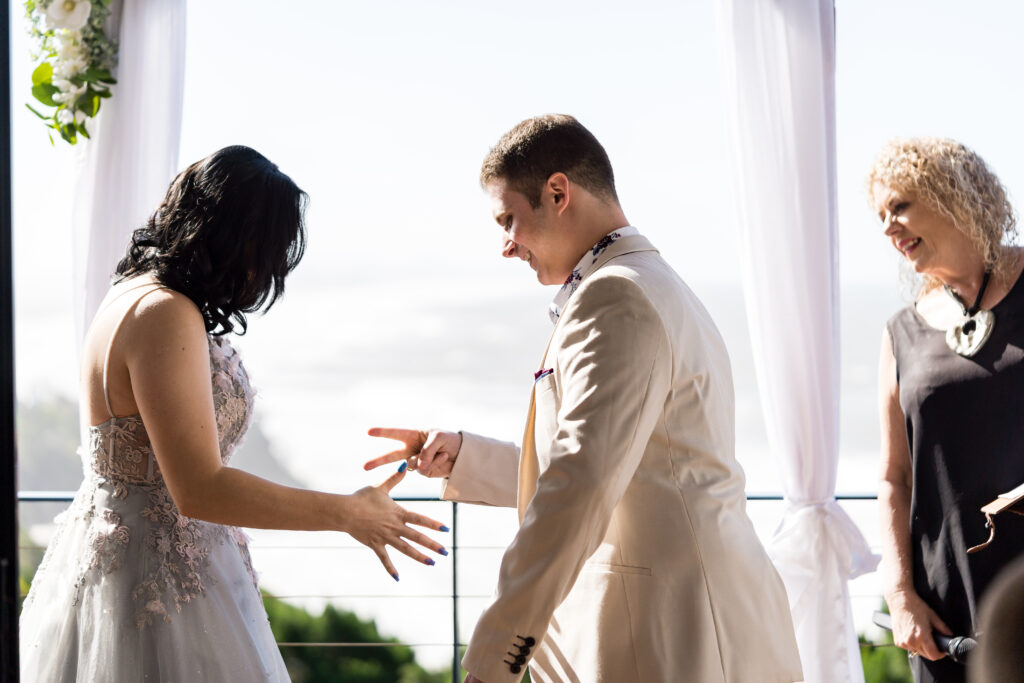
[{"xmin": 20, "ymin": 479, "xmax": 290, "ymax": 682}]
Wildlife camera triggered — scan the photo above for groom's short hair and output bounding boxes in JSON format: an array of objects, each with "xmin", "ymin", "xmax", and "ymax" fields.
[{"xmin": 480, "ymin": 114, "xmax": 618, "ymax": 208}]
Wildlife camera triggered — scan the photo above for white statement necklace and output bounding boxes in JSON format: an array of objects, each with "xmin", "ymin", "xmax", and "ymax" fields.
[{"xmin": 943, "ymin": 271, "xmax": 995, "ymax": 357}]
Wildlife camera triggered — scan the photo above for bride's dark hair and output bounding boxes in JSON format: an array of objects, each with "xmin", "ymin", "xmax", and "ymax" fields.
[{"xmin": 114, "ymin": 145, "xmax": 308, "ymax": 335}]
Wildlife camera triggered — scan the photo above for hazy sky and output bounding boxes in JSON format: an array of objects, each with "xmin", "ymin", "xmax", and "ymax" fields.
[{"xmin": 12, "ymin": 0, "xmax": 1024, "ymax": 342}]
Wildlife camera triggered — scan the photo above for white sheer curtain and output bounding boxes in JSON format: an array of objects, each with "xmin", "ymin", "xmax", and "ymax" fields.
[
  {"xmin": 715, "ymin": 1, "xmax": 878, "ymax": 681},
  {"xmin": 72, "ymin": 0, "xmax": 187, "ymax": 344}
]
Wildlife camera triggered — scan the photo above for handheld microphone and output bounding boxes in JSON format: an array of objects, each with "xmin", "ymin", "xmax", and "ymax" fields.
[
  {"xmin": 871, "ymin": 610, "xmax": 977, "ymax": 665},
  {"xmin": 931, "ymin": 632, "xmax": 976, "ymax": 664}
]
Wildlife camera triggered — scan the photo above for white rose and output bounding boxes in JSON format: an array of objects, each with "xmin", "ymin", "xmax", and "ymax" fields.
[
  {"xmin": 45, "ymin": 0, "xmax": 92, "ymax": 31},
  {"xmin": 57, "ymin": 109, "xmax": 74, "ymax": 125}
]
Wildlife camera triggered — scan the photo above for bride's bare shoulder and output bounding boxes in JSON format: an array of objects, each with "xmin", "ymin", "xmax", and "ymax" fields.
[{"xmin": 124, "ymin": 285, "xmax": 206, "ymax": 341}]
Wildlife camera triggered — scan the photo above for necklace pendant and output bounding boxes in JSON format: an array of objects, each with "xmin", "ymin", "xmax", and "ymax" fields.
[{"xmin": 946, "ymin": 309, "xmax": 995, "ymax": 357}]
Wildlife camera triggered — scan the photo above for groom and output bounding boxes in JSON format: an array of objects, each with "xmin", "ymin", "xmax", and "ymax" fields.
[{"xmin": 367, "ymin": 115, "xmax": 802, "ymax": 683}]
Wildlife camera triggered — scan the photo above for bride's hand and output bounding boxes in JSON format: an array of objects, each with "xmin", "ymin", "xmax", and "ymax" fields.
[
  {"xmin": 364, "ymin": 427, "xmax": 462, "ymax": 478},
  {"xmin": 345, "ymin": 466, "xmax": 449, "ymax": 580}
]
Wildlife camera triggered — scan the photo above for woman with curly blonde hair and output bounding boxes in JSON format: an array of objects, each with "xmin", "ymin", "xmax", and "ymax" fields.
[{"xmin": 870, "ymin": 137, "xmax": 1024, "ymax": 683}]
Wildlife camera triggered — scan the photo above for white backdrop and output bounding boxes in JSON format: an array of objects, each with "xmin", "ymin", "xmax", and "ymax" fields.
[
  {"xmin": 716, "ymin": 0, "xmax": 879, "ymax": 681},
  {"xmin": 72, "ymin": 0, "xmax": 187, "ymax": 346}
]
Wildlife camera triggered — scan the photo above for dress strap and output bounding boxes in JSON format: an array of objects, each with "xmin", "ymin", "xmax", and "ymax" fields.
[{"xmin": 100, "ymin": 284, "xmax": 168, "ymax": 419}]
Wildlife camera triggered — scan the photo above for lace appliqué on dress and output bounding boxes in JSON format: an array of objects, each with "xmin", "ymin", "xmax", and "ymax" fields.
[
  {"xmin": 76, "ymin": 335, "xmax": 259, "ymax": 628},
  {"xmin": 87, "ymin": 509, "xmax": 131, "ymax": 573}
]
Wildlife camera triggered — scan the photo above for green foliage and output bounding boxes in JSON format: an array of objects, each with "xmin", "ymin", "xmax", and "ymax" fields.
[
  {"xmin": 860, "ymin": 603, "xmax": 912, "ymax": 683},
  {"xmin": 23, "ymin": 0, "xmax": 118, "ymax": 145},
  {"xmin": 31, "ymin": 61, "xmax": 52, "ymax": 85},
  {"xmin": 860, "ymin": 637, "xmax": 913, "ymax": 683},
  {"xmin": 262, "ymin": 593, "xmax": 450, "ymax": 683}
]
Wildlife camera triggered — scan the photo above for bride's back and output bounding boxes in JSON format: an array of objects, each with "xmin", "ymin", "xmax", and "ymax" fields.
[{"xmin": 79, "ymin": 275, "xmax": 181, "ymax": 428}]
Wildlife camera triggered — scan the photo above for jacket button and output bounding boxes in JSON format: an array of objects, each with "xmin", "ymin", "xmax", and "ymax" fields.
[
  {"xmin": 516, "ymin": 635, "xmax": 536, "ymax": 647},
  {"xmin": 510, "ymin": 664, "xmax": 522, "ymax": 674},
  {"xmin": 516, "ymin": 645, "xmax": 531, "ymax": 655}
]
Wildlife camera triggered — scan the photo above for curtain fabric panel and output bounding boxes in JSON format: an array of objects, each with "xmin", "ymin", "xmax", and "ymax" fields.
[
  {"xmin": 72, "ymin": 0, "xmax": 187, "ymax": 346},
  {"xmin": 715, "ymin": 1, "xmax": 879, "ymax": 681}
]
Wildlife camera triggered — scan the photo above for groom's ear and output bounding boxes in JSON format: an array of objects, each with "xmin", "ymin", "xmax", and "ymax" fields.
[{"xmin": 543, "ymin": 172, "xmax": 571, "ymax": 215}]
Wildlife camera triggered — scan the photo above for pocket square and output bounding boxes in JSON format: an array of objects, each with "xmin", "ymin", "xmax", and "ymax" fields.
[{"xmin": 534, "ymin": 368, "xmax": 553, "ymax": 382}]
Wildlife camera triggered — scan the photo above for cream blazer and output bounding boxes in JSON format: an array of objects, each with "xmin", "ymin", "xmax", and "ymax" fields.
[{"xmin": 441, "ymin": 235, "xmax": 802, "ymax": 683}]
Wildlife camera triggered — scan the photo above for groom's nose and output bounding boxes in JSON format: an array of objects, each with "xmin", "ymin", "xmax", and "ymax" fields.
[{"xmin": 501, "ymin": 237, "xmax": 517, "ymax": 259}]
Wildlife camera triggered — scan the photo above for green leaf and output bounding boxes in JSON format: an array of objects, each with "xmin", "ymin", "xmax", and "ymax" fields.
[
  {"xmin": 60, "ymin": 123, "xmax": 78, "ymax": 145},
  {"xmin": 84, "ymin": 68, "xmax": 116, "ymax": 84},
  {"xmin": 78, "ymin": 121, "xmax": 91, "ymax": 139},
  {"xmin": 77, "ymin": 93, "xmax": 100, "ymax": 117},
  {"xmin": 24, "ymin": 103, "xmax": 49, "ymax": 120},
  {"xmin": 31, "ymin": 82, "xmax": 59, "ymax": 107},
  {"xmin": 31, "ymin": 62, "xmax": 52, "ymax": 86}
]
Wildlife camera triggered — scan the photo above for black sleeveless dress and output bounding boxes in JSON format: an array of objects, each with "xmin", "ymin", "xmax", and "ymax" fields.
[{"xmin": 888, "ymin": 275, "xmax": 1024, "ymax": 683}]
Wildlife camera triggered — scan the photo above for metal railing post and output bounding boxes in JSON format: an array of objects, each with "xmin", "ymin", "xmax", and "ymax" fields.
[{"xmin": 451, "ymin": 501, "xmax": 459, "ymax": 683}]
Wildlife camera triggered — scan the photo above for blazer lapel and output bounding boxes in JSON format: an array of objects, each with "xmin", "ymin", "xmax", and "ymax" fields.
[{"xmin": 516, "ymin": 234, "xmax": 658, "ymax": 522}]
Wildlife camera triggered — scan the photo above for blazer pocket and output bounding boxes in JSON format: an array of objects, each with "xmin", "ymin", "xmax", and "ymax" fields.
[
  {"xmin": 534, "ymin": 369, "xmax": 555, "ymax": 386},
  {"xmin": 534, "ymin": 371, "xmax": 557, "ymax": 399},
  {"xmin": 582, "ymin": 562, "xmax": 652, "ymax": 576}
]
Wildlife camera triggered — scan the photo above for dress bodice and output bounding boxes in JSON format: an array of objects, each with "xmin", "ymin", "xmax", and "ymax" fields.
[
  {"xmin": 55, "ymin": 335, "xmax": 260, "ymax": 628},
  {"xmin": 86, "ymin": 335, "xmax": 255, "ymax": 487}
]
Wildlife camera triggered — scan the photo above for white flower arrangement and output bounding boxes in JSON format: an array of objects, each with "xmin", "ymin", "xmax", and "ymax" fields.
[{"xmin": 24, "ymin": 0, "xmax": 118, "ymax": 145}]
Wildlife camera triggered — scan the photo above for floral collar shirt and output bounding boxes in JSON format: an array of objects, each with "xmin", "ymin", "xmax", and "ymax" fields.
[{"xmin": 548, "ymin": 226, "xmax": 639, "ymax": 324}]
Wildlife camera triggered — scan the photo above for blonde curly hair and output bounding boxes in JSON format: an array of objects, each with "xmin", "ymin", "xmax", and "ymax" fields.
[{"xmin": 867, "ymin": 137, "xmax": 1017, "ymax": 293}]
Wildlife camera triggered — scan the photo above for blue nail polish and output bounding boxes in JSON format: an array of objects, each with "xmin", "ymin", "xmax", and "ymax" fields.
[
  {"xmin": 398, "ymin": 461, "xmax": 407, "ymax": 473},
  {"xmin": 440, "ymin": 525, "xmax": 450, "ymax": 532},
  {"xmin": 392, "ymin": 573, "xmax": 400, "ymax": 582},
  {"xmin": 426, "ymin": 558, "xmax": 435, "ymax": 566},
  {"xmin": 439, "ymin": 548, "xmax": 449, "ymax": 556}
]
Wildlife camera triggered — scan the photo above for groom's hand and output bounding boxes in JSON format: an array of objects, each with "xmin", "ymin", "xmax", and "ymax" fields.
[{"xmin": 365, "ymin": 428, "xmax": 462, "ymax": 478}]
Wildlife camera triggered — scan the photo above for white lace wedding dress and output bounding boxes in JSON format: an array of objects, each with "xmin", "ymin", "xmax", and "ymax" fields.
[{"xmin": 20, "ymin": 334, "xmax": 290, "ymax": 682}]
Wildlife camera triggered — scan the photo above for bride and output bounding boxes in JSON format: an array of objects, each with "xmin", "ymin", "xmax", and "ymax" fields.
[{"xmin": 19, "ymin": 145, "xmax": 447, "ymax": 681}]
